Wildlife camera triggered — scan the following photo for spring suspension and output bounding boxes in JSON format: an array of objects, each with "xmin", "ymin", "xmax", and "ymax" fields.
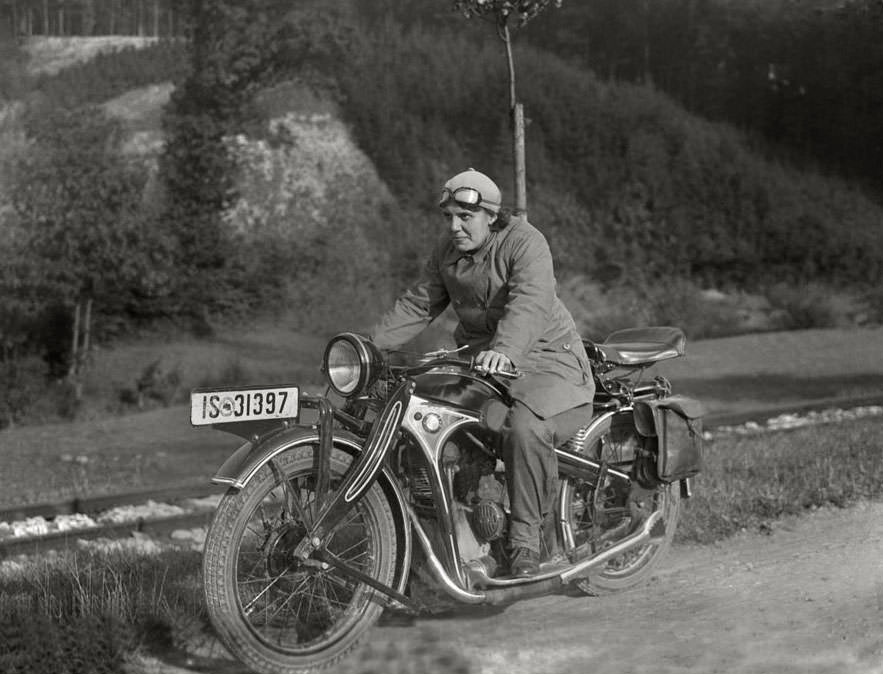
[{"xmin": 562, "ymin": 424, "xmax": 592, "ymax": 454}]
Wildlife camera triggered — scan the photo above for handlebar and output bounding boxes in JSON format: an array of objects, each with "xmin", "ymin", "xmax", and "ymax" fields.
[{"xmin": 401, "ymin": 355, "xmax": 522, "ymax": 379}]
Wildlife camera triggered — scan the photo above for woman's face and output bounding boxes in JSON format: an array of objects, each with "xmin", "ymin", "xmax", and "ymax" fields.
[{"xmin": 442, "ymin": 205, "xmax": 497, "ymax": 253}]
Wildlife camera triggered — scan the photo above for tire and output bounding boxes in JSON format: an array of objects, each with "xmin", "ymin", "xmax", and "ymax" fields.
[
  {"xmin": 203, "ymin": 443, "xmax": 398, "ymax": 674},
  {"xmin": 561, "ymin": 477, "xmax": 680, "ymax": 596}
]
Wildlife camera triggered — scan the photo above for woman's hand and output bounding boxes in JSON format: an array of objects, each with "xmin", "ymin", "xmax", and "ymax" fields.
[{"xmin": 475, "ymin": 349, "xmax": 513, "ymax": 375}]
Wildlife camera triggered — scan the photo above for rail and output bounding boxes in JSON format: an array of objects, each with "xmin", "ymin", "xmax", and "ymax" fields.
[{"xmin": 1, "ymin": 394, "xmax": 880, "ymax": 559}]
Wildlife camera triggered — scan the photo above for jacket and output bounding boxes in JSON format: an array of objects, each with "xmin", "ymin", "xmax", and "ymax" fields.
[{"xmin": 371, "ymin": 215, "xmax": 595, "ymax": 418}]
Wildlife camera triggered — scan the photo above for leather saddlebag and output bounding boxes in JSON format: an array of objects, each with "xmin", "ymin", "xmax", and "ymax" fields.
[{"xmin": 633, "ymin": 395, "xmax": 705, "ymax": 482}]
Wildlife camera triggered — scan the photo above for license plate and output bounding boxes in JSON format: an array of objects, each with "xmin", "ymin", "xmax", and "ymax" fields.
[{"xmin": 190, "ymin": 386, "xmax": 300, "ymax": 426}]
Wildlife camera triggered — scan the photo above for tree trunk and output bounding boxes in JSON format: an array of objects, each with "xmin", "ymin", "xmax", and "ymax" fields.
[
  {"xmin": 642, "ymin": 0, "xmax": 653, "ymax": 86},
  {"xmin": 69, "ymin": 300, "xmax": 81, "ymax": 379},
  {"xmin": 82, "ymin": 298, "xmax": 92, "ymax": 366},
  {"xmin": 42, "ymin": 0, "xmax": 48, "ymax": 34}
]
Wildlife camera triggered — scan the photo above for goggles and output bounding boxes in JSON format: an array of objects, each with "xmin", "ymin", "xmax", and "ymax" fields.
[{"xmin": 439, "ymin": 186, "xmax": 498, "ymax": 212}]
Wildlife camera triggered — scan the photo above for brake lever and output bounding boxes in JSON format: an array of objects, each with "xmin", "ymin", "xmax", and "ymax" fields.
[{"xmin": 418, "ymin": 345, "xmax": 469, "ymax": 363}]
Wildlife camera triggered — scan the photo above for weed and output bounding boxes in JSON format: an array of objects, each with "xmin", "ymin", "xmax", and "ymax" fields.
[
  {"xmin": 0, "ymin": 547, "xmax": 205, "ymax": 673},
  {"xmin": 677, "ymin": 416, "xmax": 883, "ymax": 543}
]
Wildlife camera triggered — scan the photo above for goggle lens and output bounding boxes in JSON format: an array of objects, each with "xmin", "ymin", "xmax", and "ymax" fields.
[{"xmin": 439, "ymin": 187, "xmax": 483, "ymax": 209}]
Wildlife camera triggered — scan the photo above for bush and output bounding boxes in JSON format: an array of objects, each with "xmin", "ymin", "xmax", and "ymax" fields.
[
  {"xmin": 765, "ymin": 281, "xmax": 868, "ymax": 330},
  {"xmin": 0, "ymin": 358, "xmax": 46, "ymax": 428},
  {"xmin": 561, "ymin": 276, "xmax": 751, "ymax": 342}
]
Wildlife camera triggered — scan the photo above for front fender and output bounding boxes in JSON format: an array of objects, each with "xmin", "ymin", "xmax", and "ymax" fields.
[{"xmin": 210, "ymin": 425, "xmax": 412, "ymax": 595}]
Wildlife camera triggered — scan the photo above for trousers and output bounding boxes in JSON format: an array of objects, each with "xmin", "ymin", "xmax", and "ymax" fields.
[{"xmin": 501, "ymin": 400, "xmax": 593, "ymax": 553}]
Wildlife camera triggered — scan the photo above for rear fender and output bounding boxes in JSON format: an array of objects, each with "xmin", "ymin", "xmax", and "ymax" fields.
[{"xmin": 211, "ymin": 426, "xmax": 412, "ymax": 595}]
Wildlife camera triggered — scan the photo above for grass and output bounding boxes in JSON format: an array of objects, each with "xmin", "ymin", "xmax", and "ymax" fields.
[
  {"xmin": 677, "ymin": 416, "xmax": 883, "ymax": 544},
  {"xmin": 0, "ymin": 546, "xmax": 206, "ymax": 674}
]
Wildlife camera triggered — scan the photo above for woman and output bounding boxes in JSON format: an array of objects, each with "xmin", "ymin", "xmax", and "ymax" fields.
[{"xmin": 371, "ymin": 168, "xmax": 594, "ymax": 576}]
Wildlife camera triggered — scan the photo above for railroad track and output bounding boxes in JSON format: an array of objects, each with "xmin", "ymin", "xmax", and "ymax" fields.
[
  {"xmin": 1, "ymin": 394, "xmax": 880, "ymax": 559},
  {"xmin": 0, "ymin": 482, "xmax": 224, "ymax": 559}
]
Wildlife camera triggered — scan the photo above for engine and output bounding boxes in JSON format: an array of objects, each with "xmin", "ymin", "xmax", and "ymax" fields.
[{"xmin": 397, "ymin": 427, "xmax": 511, "ymax": 575}]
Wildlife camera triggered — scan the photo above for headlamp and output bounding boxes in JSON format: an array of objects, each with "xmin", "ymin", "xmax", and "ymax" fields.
[{"xmin": 321, "ymin": 333, "xmax": 383, "ymax": 397}]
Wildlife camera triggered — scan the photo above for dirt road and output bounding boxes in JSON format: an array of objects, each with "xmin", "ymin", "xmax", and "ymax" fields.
[
  {"xmin": 362, "ymin": 501, "xmax": 883, "ymax": 674},
  {"xmin": 154, "ymin": 502, "xmax": 883, "ymax": 674}
]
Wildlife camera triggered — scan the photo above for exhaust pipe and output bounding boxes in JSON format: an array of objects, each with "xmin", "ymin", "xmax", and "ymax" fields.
[{"xmin": 559, "ymin": 510, "xmax": 664, "ymax": 582}]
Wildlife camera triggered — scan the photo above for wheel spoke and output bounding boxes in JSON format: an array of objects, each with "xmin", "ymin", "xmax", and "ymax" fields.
[
  {"xmin": 242, "ymin": 564, "xmax": 294, "ymax": 616},
  {"xmin": 329, "ymin": 534, "xmax": 369, "ymax": 561}
]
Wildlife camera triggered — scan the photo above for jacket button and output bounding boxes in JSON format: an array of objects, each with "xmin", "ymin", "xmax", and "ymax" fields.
[{"xmin": 563, "ymin": 343, "xmax": 571, "ymax": 351}]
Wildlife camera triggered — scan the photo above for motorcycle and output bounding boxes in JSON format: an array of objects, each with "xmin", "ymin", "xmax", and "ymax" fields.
[{"xmin": 190, "ymin": 326, "xmax": 704, "ymax": 674}]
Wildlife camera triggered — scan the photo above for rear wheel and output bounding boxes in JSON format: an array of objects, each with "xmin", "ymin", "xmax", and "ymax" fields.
[
  {"xmin": 559, "ymin": 411, "xmax": 681, "ymax": 595},
  {"xmin": 203, "ymin": 444, "xmax": 398, "ymax": 674},
  {"xmin": 561, "ymin": 468, "xmax": 680, "ymax": 595}
]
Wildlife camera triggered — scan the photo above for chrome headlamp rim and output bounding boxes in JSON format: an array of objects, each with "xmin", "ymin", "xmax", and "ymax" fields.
[{"xmin": 321, "ymin": 332, "xmax": 382, "ymax": 398}]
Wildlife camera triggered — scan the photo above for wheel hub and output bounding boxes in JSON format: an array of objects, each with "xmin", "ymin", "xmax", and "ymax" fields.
[{"xmin": 265, "ymin": 523, "xmax": 311, "ymax": 576}]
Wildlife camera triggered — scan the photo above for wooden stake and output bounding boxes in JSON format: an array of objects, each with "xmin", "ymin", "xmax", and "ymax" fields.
[
  {"xmin": 513, "ymin": 103, "xmax": 527, "ymax": 214},
  {"xmin": 501, "ymin": 19, "xmax": 527, "ymax": 214}
]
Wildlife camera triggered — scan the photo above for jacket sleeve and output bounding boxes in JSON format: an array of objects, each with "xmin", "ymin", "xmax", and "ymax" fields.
[
  {"xmin": 370, "ymin": 245, "xmax": 450, "ymax": 350},
  {"xmin": 488, "ymin": 227, "xmax": 556, "ymax": 366}
]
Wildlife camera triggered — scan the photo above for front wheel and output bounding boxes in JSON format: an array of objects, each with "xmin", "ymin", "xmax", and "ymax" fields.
[{"xmin": 203, "ymin": 444, "xmax": 398, "ymax": 674}]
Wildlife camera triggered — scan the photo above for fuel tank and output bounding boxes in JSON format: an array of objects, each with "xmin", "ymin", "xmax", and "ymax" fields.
[{"xmin": 412, "ymin": 369, "xmax": 510, "ymax": 430}]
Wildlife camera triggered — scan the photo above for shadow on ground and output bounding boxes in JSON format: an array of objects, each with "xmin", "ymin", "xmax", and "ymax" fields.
[{"xmin": 676, "ymin": 373, "xmax": 883, "ymax": 410}]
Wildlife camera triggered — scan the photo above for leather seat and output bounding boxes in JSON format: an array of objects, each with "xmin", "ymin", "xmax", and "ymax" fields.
[{"xmin": 587, "ymin": 327, "xmax": 686, "ymax": 367}]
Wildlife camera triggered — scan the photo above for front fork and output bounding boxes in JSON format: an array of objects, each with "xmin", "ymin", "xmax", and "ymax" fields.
[{"xmin": 292, "ymin": 380, "xmax": 415, "ymax": 558}]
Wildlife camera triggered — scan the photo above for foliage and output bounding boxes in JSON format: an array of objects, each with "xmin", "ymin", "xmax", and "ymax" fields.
[
  {"xmin": 1, "ymin": 0, "xmax": 881, "ymax": 432},
  {"xmin": 12, "ymin": 107, "xmax": 149, "ymax": 304},
  {"xmin": 5, "ymin": 103, "xmax": 168, "ymax": 377},
  {"xmin": 453, "ymin": 0, "xmax": 563, "ymax": 25},
  {"xmin": 0, "ymin": 22, "xmax": 28, "ymax": 102},
  {"xmin": 0, "ymin": 358, "xmax": 45, "ymax": 428},
  {"xmin": 521, "ymin": 0, "xmax": 883, "ymax": 195},
  {"xmin": 333, "ymin": 14, "xmax": 883, "ymax": 294},
  {"xmin": 157, "ymin": 0, "xmax": 314, "ymax": 317}
]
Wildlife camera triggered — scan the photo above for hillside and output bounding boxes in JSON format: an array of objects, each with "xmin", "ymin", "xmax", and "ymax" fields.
[{"xmin": 2, "ymin": 17, "xmax": 883, "ymax": 428}]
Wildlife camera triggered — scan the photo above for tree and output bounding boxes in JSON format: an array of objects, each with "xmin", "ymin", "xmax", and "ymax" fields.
[
  {"xmin": 11, "ymin": 106, "xmax": 149, "ymax": 385},
  {"xmin": 452, "ymin": 0, "xmax": 564, "ymax": 213}
]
